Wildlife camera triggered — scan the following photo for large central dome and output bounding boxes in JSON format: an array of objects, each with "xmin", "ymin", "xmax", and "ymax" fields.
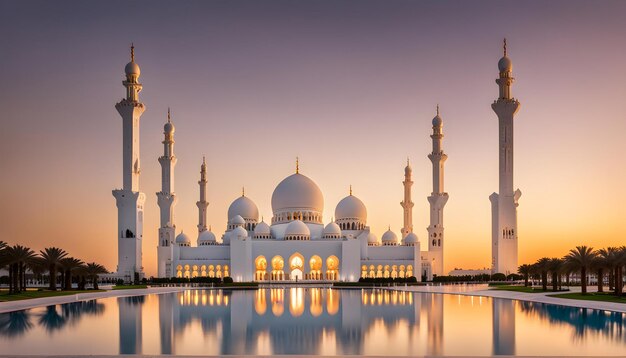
[{"xmin": 271, "ymin": 173, "xmax": 324, "ymax": 214}]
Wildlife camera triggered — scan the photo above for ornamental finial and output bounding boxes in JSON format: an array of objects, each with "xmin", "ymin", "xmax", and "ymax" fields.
[
  {"xmin": 167, "ymin": 107, "xmax": 171, "ymax": 122},
  {"xmin": 407, "ymin": 157, "xmax": 410, "ymax": 166},
  {"xmin": 242, "ymin": 186, "xmax": 245, "ymax": 197},
  {"xmin": 503, "ymin": 38, "xmax": 507, "ymax": 57},
  {"xmin": 349, "ymin": 185, "xmax": 353, "ymax": 196},
  {"xmin": 436, "ymin": 104, "xmax": 440, "ymax": 116},
  {"xmin": 296, "ymin": 156, "xmax": 299, "ymax": 174},
  {"xmin": 202, "ymin": 155, "xmax": 206, "ymax": 165},
  {"xmin": 130, "ymin": 43, "xmax": 135, "ymax": 62}
]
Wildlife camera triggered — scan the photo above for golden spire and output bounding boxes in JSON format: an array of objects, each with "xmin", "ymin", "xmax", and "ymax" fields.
[
  {"xmin": 436, "ymin": 104, "xmax": 440, "ymax": 116},
  {"xmin": 242, "ymin": 186, "xmax": 245, "ymax": 197},
  {"xmin": 209, "ymin": 225, "xmax": 212, "ymax": 231},
  {"xmin": 407, "ymin": 157, "xmax": 410, "ymax": 166},
  {"xmin": 296, "ymin": 156, "xmax": 299, "ymax": 174},
  {"xmin": 503, "ymin": 38, "xmax": 507, "ymax": 57},
  {"xmin": 167, "ymin": 107, "xmax": 171, "ymax": 122},
  {"xmin": 202, "ymin": 155, "xmax": 206, "ymax": 165},
  {"xmin": 130, "ymin": 43, "xmax": 135, "ymax": 62},
  {"xmin": 349, "ymin": 185, "xmax": 352, "ymax": 196}
]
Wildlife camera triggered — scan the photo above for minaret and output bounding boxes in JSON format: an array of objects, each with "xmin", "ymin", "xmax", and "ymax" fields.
[
  {"xmin": 197, "ymin": 156, "xmax": 209, "ymax": 234},
  {"xmin": 156, "ymin": 108, "xmax": 177, "ymax": 278},
  {"xmin": 112, "ymin": 44, "xmax": 146, "ymax": 282},
  {"xmin": 490, "ymin": 39, "xmax": 522, "ymax": 275},
  {"xmin": 427, "ymin": 105, "xmax": 448, "ymax": 277},
  {"xmin": 400, "ymin": 158, "xmax": 414, "ymax": 238}
]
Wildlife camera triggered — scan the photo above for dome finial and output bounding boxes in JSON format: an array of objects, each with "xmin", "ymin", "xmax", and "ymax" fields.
[
  {"xmin": 167, "ymin": 107, "xmax": 171, "ymax": 122},
  {"xmin": 242, "ymin": 186, "xmax": 245, "ymax": 197},
  {"xmin": 130, "ymin": 43, "xmax": 135, "ymax": 62},
  {"xmin": 209, "ymin": 225, "xmax": 212, "ymax": 231},
  {"xmin": 436, "ymin": 104, "xmax": 440, "ymax": 116},
  {"xmin": 407, "ymin": 157, "xmax": 410, "ymax": 167},
  {"xmin": 503, "ymin": 38, "xmax": 507, "ymax": 57},
  {"xmin": 349, "ymin": 185, "xmax": 352, "ymax": 196},
  {"xmin": 296, "ymin": 156, "xmax": 299, "ymax": 174}
]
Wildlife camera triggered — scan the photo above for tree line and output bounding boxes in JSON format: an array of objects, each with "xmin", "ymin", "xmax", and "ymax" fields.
[
  {"xmin": 517, "ymin": 245, "xmax": 626, "ymax": 295},
  {"xmin": 0, "ymin": 241, "xmax": 109, "ymax": 293}
]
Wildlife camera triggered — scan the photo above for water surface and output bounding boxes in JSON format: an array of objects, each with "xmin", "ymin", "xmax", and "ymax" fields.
[{"xmin": 0, "ymin": 288, "xmax": 624, "ymax": 355}]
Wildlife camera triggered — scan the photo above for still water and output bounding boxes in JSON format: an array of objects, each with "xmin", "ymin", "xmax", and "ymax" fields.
[{"xmin": 0, "ymin": 288, "xmax": 624, "ymax": 356}]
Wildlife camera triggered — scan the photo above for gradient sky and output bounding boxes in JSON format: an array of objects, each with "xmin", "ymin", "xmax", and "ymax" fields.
[{"xmin": 1, "ymin": 0, "xmax": 625, "ymax": 276}]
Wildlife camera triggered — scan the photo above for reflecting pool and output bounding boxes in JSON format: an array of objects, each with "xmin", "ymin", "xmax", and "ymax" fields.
[{"xmin": 0, "ymin": 288, "xmax": 624, "ymax": 355}]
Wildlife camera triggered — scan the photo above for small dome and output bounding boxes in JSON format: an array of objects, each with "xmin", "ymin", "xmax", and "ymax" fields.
[
  {"xmin": 228, "ymin": 196, "xmax": 259, "ymax": 222},
  {"xmin": 335, "ymin": 195, "xmax": 367, "ymax": 223},
  {"xmin": 323, "ymin": 222, "xmax": 342, "ymax": 238},
  {"xmin": 175, "ymin": 232, "xmax": 190, "ymax": 245},
  {"xmin": 403, "ymin": 232, "xmax": 419, "ymax": 244},
  {"xmin": 381, "ymin": 229, "xmax": 398, "ymax": 244},
  {"xmin": 285, "ymin": 220, "xmax": 310, "ymax": 237},
  {"xmin": 432, "ymin": 114, "xmax": 442, "ymax": 127},
  {"xmin": 125, "ymin": 61, "xmax": 140, "ymax": 77},
  {"xmin": 254, "ymin": 220, "xmax": 271, "ymax": 236},
  {"xmin": 498, "ymin": 56, "xmax": 512, "ymax": 72},
  {"xmin": 164, "ymin": 121, "xmax": 175, "ymax": 134},
  {"xmin": 230, "ymin": 215, "xmax": 246, "ymax": 226},
  {"xmin": 198, "ymin": 230, "xmax": 216, "ymax": 244},
  {"xmin": 231, "ymin": 226, "xmax": 248, "ymax": 239},
  {"xmin": 271, "ymin": 173, "xmax": 324, "ymax": 214},
  {"xmin": 366, "ymin": 232, "xmax": 379, "ymax": 244}
]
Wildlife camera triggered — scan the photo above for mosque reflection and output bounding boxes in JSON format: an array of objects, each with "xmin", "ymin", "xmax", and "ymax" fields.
[{"xmin": 1, "ymin": 289, "xmax": 624, "ymax": 356}]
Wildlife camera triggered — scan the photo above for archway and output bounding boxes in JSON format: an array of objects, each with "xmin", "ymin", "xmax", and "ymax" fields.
[
  {"xmin": 289, "ymin": 253, "xmax": 304, "ymax": 280},
  {"xmin": 309, "ymin": 255, "xmax": 322, "ymax": 280},
  {"xmin": 326, "ymin": 255, "xmax": 340, "ymax": 281},
  {"xmin": 255, "ymin": 256, "xmax": 267, "ymax": 281},
  {"xmin": 271, "ymin": 255, "xmax": 285, "ymax": 280}
]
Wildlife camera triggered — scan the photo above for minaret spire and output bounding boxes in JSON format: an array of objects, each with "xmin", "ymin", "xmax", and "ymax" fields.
[
  {"xmin": 427, "ymin": 105, "xmax": 449, "ymax": 278},
  {"xmin": 296, "ymin": 157, "xmax": 299, "ymax": 174},
  {"xmin": 130, "ymin": 43, "xmax": 135, "ymax": 62},
  {"xmin": 197, "ymin": 156, "xmax": 209, "ymax": 235},
  {"xmin": 113, "ymin": 47, "xmax": 146, "ymax": 281},
  {"xmin": 349, "ymin": 185, "xmax": 353, "ymax": 196},
  {"xmin": 400, "ymin": 157, "xmax": 414, "ymax": 238},
  {"xmin": 503, "ymin": 38, "xmax": 507, "ymax": 57}
]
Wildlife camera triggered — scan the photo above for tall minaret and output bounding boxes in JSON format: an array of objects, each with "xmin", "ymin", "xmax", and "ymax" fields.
[
  {"xmin": 490, "ymin": 39, "xmax": 522, "ymax": 275},
  {"xmin": 197, "ymin": 156, "xmax": 209, "ymax": 234},
  {"xmin": 112, "ymin": 44, "xmax": 146, "ymax": 282},
  {"xmin": 427, "ymin": 105, "xmax": 448, "ymax": 277},
  {"xmin": 400, "ymin": 158, "xmax": 414, "ymax": 238},
  {"xmin": 156, "ymin": 108, "xmax": 177, "ymax": 278}
]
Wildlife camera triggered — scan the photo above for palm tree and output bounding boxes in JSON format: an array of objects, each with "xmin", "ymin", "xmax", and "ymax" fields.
[
  {"xmin": 27, "ymin": 257, "xmax": 47, "ymax": 287},
  {"xmin": 615, "ymin": 246, "xmax": 626, "ymax": 297},
  {"xmin": 564, "ymin": 246, "xmax": 597, "ymax": 294},
  {"xmin": 593, "ymin": 248, "xmax": 612, "ymax": 293},
  {"xmin": 534, "ymin": 258, "xmax": 551, "ymax": 291},
  {"xmin": 39, "ymin": 247, "xmax": 68, "ymax": 291},
  {"xmin": 517, "ymin": 264, "xmax": 532, "ymax": 287},
  {"xmin": 60, "ymin": 257, "xmax": 84, "ymax": 291},
  {"xmin": 4, "ymin": 245, "xmax": 36, "ymax": 293},
  {"xmin": 84, "ymin": 263, "xmax": 108, "ymax": 290},
  {"xmin": 548, "ymin": 258, "xmax": 564, "ymax": 291}
]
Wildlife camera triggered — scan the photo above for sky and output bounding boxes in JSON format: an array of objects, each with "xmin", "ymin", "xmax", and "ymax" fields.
[{"xmin": 1, "ymin": 0, "xmax": 625, "ymax": 276}]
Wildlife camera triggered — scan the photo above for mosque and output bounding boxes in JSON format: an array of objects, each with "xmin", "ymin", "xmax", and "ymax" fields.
[{"xmin": 112, "ymin": 41, "xmax": 520, "ymax": 282}]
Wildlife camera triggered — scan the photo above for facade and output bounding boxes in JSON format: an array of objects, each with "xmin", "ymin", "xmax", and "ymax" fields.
[
  {"xmin": 111, "ymin": 46, "xmax": 457, "ymax": 283},
  {"xmin": 490, "ymin": 39, "xmax": 522, "ymax": 275}
]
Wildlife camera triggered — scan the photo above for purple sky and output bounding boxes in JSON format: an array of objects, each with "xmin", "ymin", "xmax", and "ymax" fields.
[{"xmin": 1, "ymin": 0, "xmax": 625, "ymax": 275}]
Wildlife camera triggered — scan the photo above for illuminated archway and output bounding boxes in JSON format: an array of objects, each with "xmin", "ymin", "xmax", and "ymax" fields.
[
  {"xmin": 271, "ymin": 255, "xmax": 285, "ymax": 280},
  {"xmin": 176, "ymin": 264, "xmax": 183, "ymax": 278},
  {"xmin": 326, "ymin": 255, "xmax": 340, "ymax": 281},
  {"xmin": 289, "ymin": 253, "xmax": 304, "ymax": 280},
  {"xmin": 309, "ymin": 255, "xmax": 322, "ymax": 280},
  {"xmin": 255, "ymin": 256, "xmax": 267, "ymax": 281}
]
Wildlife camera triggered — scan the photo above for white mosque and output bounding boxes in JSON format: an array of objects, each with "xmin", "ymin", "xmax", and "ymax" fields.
[{"xmin": 112, "ymin": 41, "xmax": 519, "ymax": 282}]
